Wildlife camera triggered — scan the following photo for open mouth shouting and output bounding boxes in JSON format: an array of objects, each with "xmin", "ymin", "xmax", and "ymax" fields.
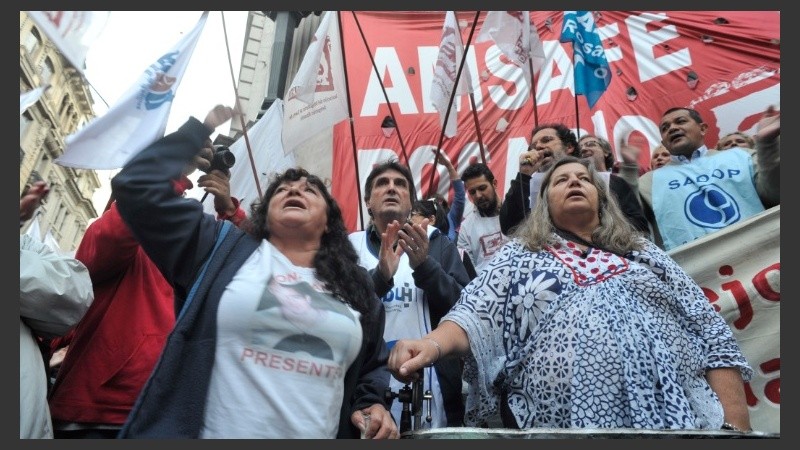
[{"xmin": 283, "ymin": 199, "xmax": 306, "ymax": 210}]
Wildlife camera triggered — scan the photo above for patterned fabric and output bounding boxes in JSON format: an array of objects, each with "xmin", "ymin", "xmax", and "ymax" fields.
[{"xmin": 444, "ymin": 236, "xmax": 752, "ymax": 429}]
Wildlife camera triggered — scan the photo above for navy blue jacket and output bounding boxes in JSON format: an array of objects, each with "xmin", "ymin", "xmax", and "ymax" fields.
[{"xmin": 113, "ymin": 117, "xmax": 391, "ymax": 438}]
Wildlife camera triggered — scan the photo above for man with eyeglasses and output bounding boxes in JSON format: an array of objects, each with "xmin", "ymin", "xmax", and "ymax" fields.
[
  {"xmin": 499, "ymin": 123, "xmax": 649, "ymax": 236},
  {"xmin": 578, "ymin": 135, "xmax": 615, "ymax": 172},
  {"xmin": 578, "ymin": 134, "xmax": 645, "ymax": 209},
  {"xmin": 457, "ymin": 163, "xmax": 508, "ymax": 274}
]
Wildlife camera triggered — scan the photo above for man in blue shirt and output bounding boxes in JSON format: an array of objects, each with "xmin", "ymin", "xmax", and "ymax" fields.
[{"xmin": 638, "ymin": 106, "xmax": 780, "ymax": 250}]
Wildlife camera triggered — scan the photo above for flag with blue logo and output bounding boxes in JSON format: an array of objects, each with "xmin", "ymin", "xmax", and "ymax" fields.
[
  {"xmin": 56, "ymin": 11, "xmax": 208, "ymax": 169},
  {"xmin": 559, "ymin": 11, "xmax": 611, "ymax": 109}
]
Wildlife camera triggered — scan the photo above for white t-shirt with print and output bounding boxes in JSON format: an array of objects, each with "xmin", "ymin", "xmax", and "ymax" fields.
[
  {"xmin": 200, "ymin": 240, "xmax": 362, "ymax": 438},
  {"xmin": 457, "ymin": 210, "xmax": 508, "ymax": 274}
]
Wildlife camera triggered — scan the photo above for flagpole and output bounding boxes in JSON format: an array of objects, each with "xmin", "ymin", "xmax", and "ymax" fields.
[
  {"xmin": 466, "ymin": 13, "xmax": 487, "ymax": 164},
  {"xmin": 573, "ymin": 91, "xmax": 581, "ymax": 140},
  {"xmin": 427, "ymin": 11, "xmax": 481, "ymax": 198},
  {"xmin": 528, "ymin": 58, "xmax": 540, "ymax": 128},
  {"xmin": 337, "ymin": 12, "xmax": 366, "ymax": 231},
  {"xmin": 528, "ymin": 12, "xmax": 541, "ymax": 129},
  {"xmin": 467, "ymin": 93, "xmax": 487, "ymax": 164},
  {"xmin": 350, "ymin": 12, "xmax": 410, "ymax": 166},
  {"xmin": 221, "ymin": 10, "xmax": 263, "ymax": 201}
]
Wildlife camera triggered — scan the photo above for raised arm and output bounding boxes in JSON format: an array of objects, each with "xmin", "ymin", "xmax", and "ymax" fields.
[
  {"xmin": 433, "ymin": 149, "xmax": 466, "ymax": 231},
  {"xmin": 111, "ymin": 105, "xmax": 234, "ymax": 290},
  {"xmin": 753, "ymin": 105, "xmax": 780, "ymax": 207}
]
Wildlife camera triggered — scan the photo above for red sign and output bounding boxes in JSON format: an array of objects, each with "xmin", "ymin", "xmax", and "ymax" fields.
[{"xmin": 333, "ymin": 11, "xmax": 780, "ymax": 231}]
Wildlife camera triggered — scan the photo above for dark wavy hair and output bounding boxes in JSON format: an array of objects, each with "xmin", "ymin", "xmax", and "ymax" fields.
[
  {"xmin": 531, "ymin": 123, "xmax": 580, "ymax": 157},
  {"xmin": 412, "ymin": 198, "xmax": 449, "ymax": 236},
  {"xmin": 460, "ymin": 162, "xmax": 495, "ymax": 184},
  {"xmin": 249, "ymin": 168, "xmax": 374, "ymax": 325}
]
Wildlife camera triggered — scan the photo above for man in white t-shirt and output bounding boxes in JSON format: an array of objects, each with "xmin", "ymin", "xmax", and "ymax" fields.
[{"xmin": 457, "ymin": 163, "xmax": 509, "ymax": 275}]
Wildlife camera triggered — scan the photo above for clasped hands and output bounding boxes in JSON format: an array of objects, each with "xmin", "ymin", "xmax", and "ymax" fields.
[{"xmin": 377, "ymin": 218, "xmax": 431, "ymax": 283}]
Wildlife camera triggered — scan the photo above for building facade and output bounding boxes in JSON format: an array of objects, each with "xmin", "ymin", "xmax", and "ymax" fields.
[{"xmin": 20, "ymin": 11, "xmax": 100, "ymax": 252}]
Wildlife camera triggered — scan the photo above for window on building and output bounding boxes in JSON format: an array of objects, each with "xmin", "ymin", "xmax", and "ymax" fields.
[
  {"xmin": 20, "ymin": 111, "xmax": 33, "ymax": 142},
  {"xmin": 23, "ymin": 28, "xmax": 41, "ymax": 56},
  {"xmin": 55, "ymin": 203, "xmax": 67, "ymax": 234},
  {"xmin": 67, "ymin": 109, "xmax": 78, "ymax": 134},
  {"xmin": 41, "ymin": 57, "xmax": 55, "ymax": 85},
  {"xmin": 59, "ymin": 95, "xmax": 70, "ymax": 116},
  {"xmin": 36, "ymin": 153, "xmax": 51, "ymax": 182}
]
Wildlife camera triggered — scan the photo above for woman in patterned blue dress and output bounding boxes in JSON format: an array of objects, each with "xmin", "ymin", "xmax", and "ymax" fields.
[{"xmin": 388, "ymin": 156, "xmax": 753, "ymax": 432}]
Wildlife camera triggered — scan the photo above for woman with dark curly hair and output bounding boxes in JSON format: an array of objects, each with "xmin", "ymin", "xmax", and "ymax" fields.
[{"xmin": 112, "ymin": 105, "xmax": 397, "ymax": 439}]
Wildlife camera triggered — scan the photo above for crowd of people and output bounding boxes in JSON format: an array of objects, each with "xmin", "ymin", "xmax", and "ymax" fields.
[{"xmin": 20, "ymin": 101, "xmax": 778, "ymax": 438}]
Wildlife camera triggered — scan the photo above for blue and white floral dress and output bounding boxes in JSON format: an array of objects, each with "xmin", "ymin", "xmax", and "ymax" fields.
[{"xmin": 444, "ymin": 236, "xmax": 752, "ymax": 429}]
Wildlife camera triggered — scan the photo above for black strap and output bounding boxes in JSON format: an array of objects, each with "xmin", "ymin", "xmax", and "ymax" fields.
[{"xmin": 554, "ymin": 228, "xmax": 599, "ymax": 253}]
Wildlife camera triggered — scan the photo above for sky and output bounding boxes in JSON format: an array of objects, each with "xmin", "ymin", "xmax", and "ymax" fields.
[{"xmin": 81, "ymin": 11, "xmax": 249, "ymax": 213}]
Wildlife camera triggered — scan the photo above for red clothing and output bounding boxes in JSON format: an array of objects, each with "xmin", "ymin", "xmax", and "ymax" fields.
[{"xmin": 48, "ymin": 187, "xmax": 246, "ymax": 426}]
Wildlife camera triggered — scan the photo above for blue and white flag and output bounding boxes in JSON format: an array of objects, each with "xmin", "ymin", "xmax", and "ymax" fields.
[
  {"xmin": 56, "ymin": 11, "xmax": 208, "ymax": 169},
  {"xmin": 560, "ymin": 11, "xmax": 611, "ymax": 109},
  {"xmin": 24, "ymin": 215, "xmax": 43, "ymax": 241},
  {"xmin": 43, "ymin": 229, "xmax": 63, "ymax": 254}
]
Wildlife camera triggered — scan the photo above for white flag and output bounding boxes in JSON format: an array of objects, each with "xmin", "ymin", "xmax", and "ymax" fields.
[
  {"xmin": 431, "ymin": 11, "xmax": 474, "ymax": 138},
  {"xmin": 200, "ymin": 99, "xmax": 296, "ymax": 216},
  {"xmin": 24, "ymin": 215, "xmax": 43, "ymax": 241},
  {"xmin": 476, "ymin": 11, "xmax": 545, "ymax": 90},
  {"xmin": 20, "ymin": 84, "xmax": 50, "ymax": 115},
  {"xmin": 27, "ymin": 11, "xmax": 109, "ymax": 74},
  {"xmin": 43, "ymin": 230, "xmax": 62, "ymax": 254},
  {"xmin": 56, "ymin": 12, "xmax": 208, "ymax": 170},
  {"xmin": 282, "ymin": 11, "xmax": 348, "ymax": 154}
]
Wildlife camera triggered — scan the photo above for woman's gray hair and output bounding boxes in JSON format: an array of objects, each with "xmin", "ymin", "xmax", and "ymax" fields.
[{"xmin": 512, "ymin": 156, "xmax": 646, "ymax": 255}]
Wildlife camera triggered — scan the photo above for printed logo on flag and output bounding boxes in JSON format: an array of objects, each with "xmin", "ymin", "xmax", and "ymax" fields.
[
  {"xmin": 287, "ymin": 35, "xmax": 335, "ymax": 101},
  {"xmin": 435, "ymin": 26, "xmax": 459, "ymax": 83},
  {"xmin": 560, "ymin": 10, "xmax": 612, "ymax": 108},
  {"xmin": 315, "ymin": 36, "xmax": 335, "ymax": 94},
  {"xmin": 504, "ymin": 11, "xmax": 527, "ymax": 66},
  {"xmin": 139, "ymin": 51, "xmax": 178, "ymax": 110}
]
